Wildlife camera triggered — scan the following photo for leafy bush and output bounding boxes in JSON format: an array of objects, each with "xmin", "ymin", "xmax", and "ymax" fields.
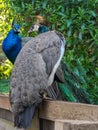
[
  {"xmin": 0, "ymin": 60, "xmax": 13, "ymax": 79},
  {"xmin": 0, "ymin": 0, "xmax": 13, "ymax": 43}
]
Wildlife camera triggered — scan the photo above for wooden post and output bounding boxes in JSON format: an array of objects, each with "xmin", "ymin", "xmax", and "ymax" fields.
[
  {"xmin": 54, "ymin": 121, "xmax": 64, "ymax": 130},
  {"xmin": 39, "ymin": 119, "xmax": 54, "ymax": 130}
]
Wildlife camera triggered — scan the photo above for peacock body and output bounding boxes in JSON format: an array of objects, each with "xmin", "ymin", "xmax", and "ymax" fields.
[{"xmin": 10, "ymin": 31, "xmax": 65, "ymax": 129}]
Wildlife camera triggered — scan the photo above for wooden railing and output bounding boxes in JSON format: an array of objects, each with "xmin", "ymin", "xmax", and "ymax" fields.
[{"xmin": 0, "ymin": 95, "xmax": 98, "ymax": 130}]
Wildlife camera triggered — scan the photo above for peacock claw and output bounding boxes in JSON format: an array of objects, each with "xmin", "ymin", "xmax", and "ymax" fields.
[
  {"xmin": 43, "ymin": 95, "xmax": 52, "ymax": 100},
  {"xmin": 39, "ymin": 90, "xmax": 52, "ymax": 100}
]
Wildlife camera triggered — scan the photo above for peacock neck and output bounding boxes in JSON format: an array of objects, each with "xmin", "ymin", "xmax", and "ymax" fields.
[
  {"xmin": 10, "ymin": 29, "xmax": 19, "ymax": 35},
  {"xmin": 38, "ymin": 25, "xmax": 49, "ymax": 34},
  {"xmin": 2, "ymin": 29, "xmax": 21, "ymax": 54}
]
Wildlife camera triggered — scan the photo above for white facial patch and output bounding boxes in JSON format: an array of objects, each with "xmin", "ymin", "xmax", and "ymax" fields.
[{"xmin": 33, "ymin": 25, "xmax": 39, "ymax": 31}]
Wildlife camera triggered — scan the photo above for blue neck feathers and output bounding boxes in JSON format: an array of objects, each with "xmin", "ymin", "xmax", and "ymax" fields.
[
  {"xmin": 2, "ymin": 29, "xmax": 22, "ymax": 64},
  {"xmin": 38, "ymin": 25, "xmax": 49, "ymax": 34}
]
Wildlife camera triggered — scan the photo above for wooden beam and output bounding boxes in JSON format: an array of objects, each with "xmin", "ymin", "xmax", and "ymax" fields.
[
  {"xmin": 39, "ymin": 100, "xmax": 98, "ymax": 121},
  {"xmin": 54, "ymin": 120, "xmax": 98, "ymax": 130},
  {"xmin": 1, "ymin": 95, "xmax": 98, "ymax": 122}
]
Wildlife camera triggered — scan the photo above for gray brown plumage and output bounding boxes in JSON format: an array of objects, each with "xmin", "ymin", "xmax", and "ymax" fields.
[
  {"xmin": 21, "ymin": 37, "xmax": 33, "ymax": 47},
  {"xmin": 22, "ymin": 37, "xmax": 64, "ymax": 100},
  {"xmin": 10, "ymin": 31, "xmax": 65, "ymax": 129}
]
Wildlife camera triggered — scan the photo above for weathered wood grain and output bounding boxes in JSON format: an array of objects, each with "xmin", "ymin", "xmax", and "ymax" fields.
[{"xmin": 39, "ymin": 100, "xmax": 98, "ymax": 121}]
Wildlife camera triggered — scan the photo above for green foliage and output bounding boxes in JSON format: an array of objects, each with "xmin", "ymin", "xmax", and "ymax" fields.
[
  {"xmin": 0, "ymin": 78, "xmax": 10, "ymax": 94},
  {"xmin": 0, "ymin": 0, "xmax": 98, "ymax": 103},
  {"xmin": 0, "ymin": 60, "xmax": 13, "ymax": 79},
  {"xmin": 0, "ymin": 0, "xmax": 13, "ymax": 43}
]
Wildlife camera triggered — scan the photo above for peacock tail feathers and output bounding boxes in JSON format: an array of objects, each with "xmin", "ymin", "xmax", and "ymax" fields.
[{"xmin": 58, "ymin": 62, "xmax": 92, "ymax": 104}]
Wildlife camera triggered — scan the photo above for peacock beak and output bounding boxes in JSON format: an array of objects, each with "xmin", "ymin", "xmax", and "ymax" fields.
[
  {"xmin": 28, "ymin": 29, "xmax": 33, "ymax": 33},
  {"xmin": 17, "ymin": 29, "xmax": 21, "ymax": 33}
]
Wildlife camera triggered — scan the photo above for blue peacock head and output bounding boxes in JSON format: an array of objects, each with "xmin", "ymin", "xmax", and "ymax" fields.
[{"xmin": 12, "ymin": 20, "xmax": 21, "ymax": 33}]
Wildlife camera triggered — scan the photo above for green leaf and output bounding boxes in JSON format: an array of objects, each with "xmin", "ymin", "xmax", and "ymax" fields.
[
  {"xmin": 78, "ymin": 32, "xmax": 82, "ymax": 40},
  {"xmin": 21, "ymin": 2, "xmax": 25, "ymax": 9},
  {"xmin": 60, "ymin": 25, "xmax": 65, "ymax": 31},
  {"xmin": 65, "ymin": 20, "xmax": 72, "ymax": 28},
  {"xmin": 81, "ymin": 24, "xmax": 86, "ymax": 31},
  {"xmin": 95, "ymin": 70, "xmax": 98, "ymax": 77},
  {"xmin": 58, "ymin": 12, "xmax": 66, "ymax": 17},
  {"xmin": 89, "ymin": 11, "xmax": 96, "ymax": 17},
  {"xmin": 74, "ymin": 68, "xmax": 79, "ymax": 76},
  {"xmin": 42, "ymin": 0, "xmax": 48, "ymax": 9},
  {"xmin": 67, "ymin": 28, "xmax": 72, "ymax": 37}
]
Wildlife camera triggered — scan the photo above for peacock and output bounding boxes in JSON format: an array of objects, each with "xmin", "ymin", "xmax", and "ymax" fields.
[
  {"xmin": 10, "ymin": 31, "xmax": 65, "ymax": 129},
  {"xmin": 2, "ymin": 19, "xmax": 65, "ymax": 129},
  {"xmin": 2, "ymin": 20, "xmax": 32, "ymax": 64},
  {"xmin": 2, "ymin": 17, "xmax": 49, "ymax": 64},
  {"xmin": 28, "ymin": 15, "xmax": 92, "ymax": 104},
  {"xmin": 2, "ymin": 21, "xmax": 22, "ymax": 64}
]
